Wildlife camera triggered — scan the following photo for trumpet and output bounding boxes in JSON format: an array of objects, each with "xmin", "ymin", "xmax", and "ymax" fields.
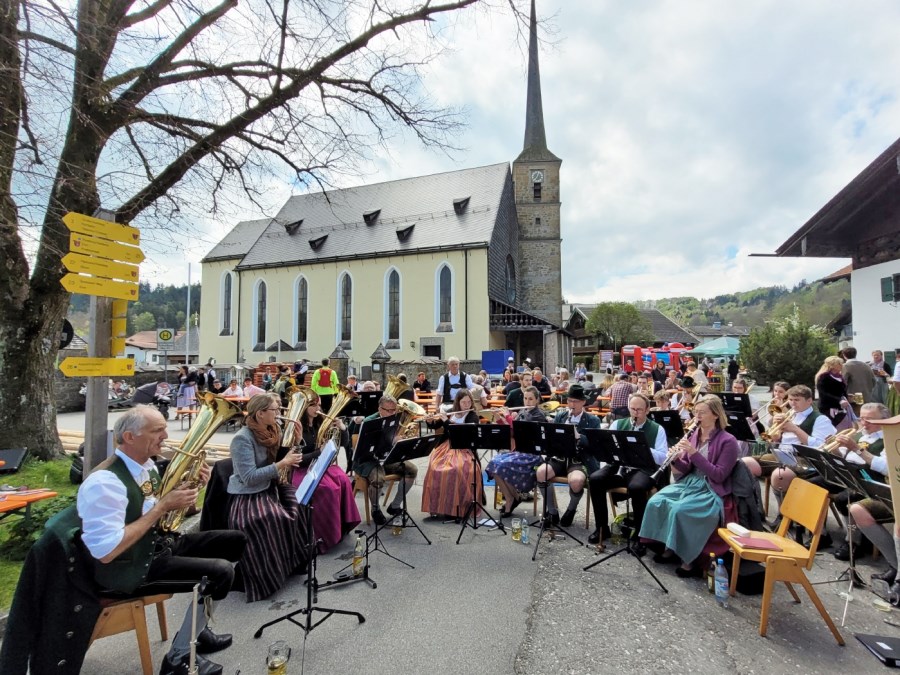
[
  {"xmin": 761, "ymin": 409, "xmax": 795, "ymax": 442},
  {"xmin": 821, "ymin": 424, "xmax": 860, "ymax": 454}
]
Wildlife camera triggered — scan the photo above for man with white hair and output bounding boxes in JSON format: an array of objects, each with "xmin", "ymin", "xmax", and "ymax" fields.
[{"xmin": 434, "ymin": 357, "xmax": 475, "ymax": 413}]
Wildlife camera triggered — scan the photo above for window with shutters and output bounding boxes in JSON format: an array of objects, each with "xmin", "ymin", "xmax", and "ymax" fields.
[{"xmin": 881, "ymin": 275, "xmax": 900, "ymax": 303}]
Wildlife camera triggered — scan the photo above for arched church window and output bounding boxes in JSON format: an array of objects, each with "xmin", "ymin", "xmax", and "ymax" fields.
[
  {"xmin": 253, "ymin": 280, "xmax": 266, "ymax": 350},
  {"xmin": 340, "ymin": 273, "xmax": 352, "ymax": 346},
  {"xmin": 221, "ymin": 272, "xmax": 233, "ymax": 336},
  {"xmin": 436, "ymin": 264, "xmax": 453, "ymax": 332},
  {"xmin": 295, "ymin": 276, "xmax": 308, "ymax": 350},
  {"xmin": 386, "ymin": 269, "xmax": 400, "ymax": 348}
]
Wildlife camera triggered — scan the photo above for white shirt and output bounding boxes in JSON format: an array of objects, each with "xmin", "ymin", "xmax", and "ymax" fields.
[
  {"xmin": 893, "ymin": 362, "xmax": 900, "ymax": 383},
  {"xmin": 436, "ymin": 372, "xmax": 475, "ymax": 403},
  {"xmin": 77, "ymin": 449, "xmax": 159, "ymax": 560},
  {"xmin": 854, "ymin": 430, "xmax": 888, "ymax": 475},
  {"xmin": 243, "ymin": 384, "xmax": 266, "ymax": 397},
  {"xmin": 223, "ymin": 385, "xmax": 244, "ymax": 397},
  {"xmin": 780, "ymin": 407, "xmax": 835, "ymax": 452}
]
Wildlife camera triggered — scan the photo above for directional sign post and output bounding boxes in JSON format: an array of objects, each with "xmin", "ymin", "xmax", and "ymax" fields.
[
  {"xmin": 60, "ymin": 357, "xmax": 135, "ymax": 377},
  {"xmin": 69, "ymin": 233, "xmax": 145, "ymax": 265},
  {"xmin": 61, "ymin": 252, "xmax": 139, "ymax": 282},
  {"xmin": 61, "ymin": 273, "xmax": 139, "ymax": 301},
  {"xmin": 63, "ymin": 211, "xmax": 141, "ymax": 245}
]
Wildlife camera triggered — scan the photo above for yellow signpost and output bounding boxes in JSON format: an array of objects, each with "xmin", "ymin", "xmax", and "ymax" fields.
[
  {"xmin": 59, "ymin": 357, "xmax": 135, "ymax": 377},
  {"xmin": 61, "ymin": 274, "xmax": 139, "ymax": 302},
  {"xmin": 61, "ymin": 252, "xmax": 139, "ymax": 281},
  {"xmin": 69, "ymin": 233, "xmax": 145, "ymax": 265},
  {"xmin": 63, "ymin": 212, "xmax": 141, "ymax": 245}
]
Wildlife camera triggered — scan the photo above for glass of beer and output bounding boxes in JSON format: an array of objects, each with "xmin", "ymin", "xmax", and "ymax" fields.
[
  {"xmin": 511, "ymin": 518, "xmax": 522, "ymax": 542},
  {"xmin": 267, "ymin": 640, "xmax": 291, "ymax": 674}
]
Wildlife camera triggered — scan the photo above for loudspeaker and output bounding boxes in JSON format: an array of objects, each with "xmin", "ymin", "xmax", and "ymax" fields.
[{"xmin": 0, "ymin": 448, "xmax": 28, "ymax": 474}]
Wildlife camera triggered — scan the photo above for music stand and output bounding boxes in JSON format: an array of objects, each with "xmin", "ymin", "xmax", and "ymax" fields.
[
  {"xmin": 449, "ymin": 424, "xmax": 510, "ymax": 543},
  {"xmin": 254, "ymin": 442, "xmax": 365, "ymax": 640},
  {"xmin": 513, "ymin": 421, "xmax": 585, "ymax": 561},
  {"xmin": 382, "ymin": 435, "xmax": 439, "ymax": 549},
  {"xmin": 582, "ymin": 428, "xmax": 668, "ymax": 593},
  {"xmin": 724, "ymin": 413, "xmax": 758, "ymax": 443},
  {"xmin": 648, "ymin": 410, "xmax": 685, "ymax": 443},
  {"xmin": 716, "ymin": 392, "xmax": 753, "ymax": 417},
  {"xmin": 343, "ymin": 392, "xmax": 380, "ymax": 418}
]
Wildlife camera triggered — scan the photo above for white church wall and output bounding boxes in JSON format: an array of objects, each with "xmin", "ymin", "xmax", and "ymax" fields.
[{"xmin": 851, "ymin": 259, "xmax": 900, "ymax": 357}]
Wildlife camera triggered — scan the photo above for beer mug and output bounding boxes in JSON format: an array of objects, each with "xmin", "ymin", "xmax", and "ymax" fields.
[
  {"xmin": 267, "ymin": 640, "xmax": 291, "ymax": 674},
  {"xmin": 511, "ymin": 518, "xmax": 522, "ymax": 542}
]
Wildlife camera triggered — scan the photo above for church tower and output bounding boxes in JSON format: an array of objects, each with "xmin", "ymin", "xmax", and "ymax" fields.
[{"xmin": 513, "ymin": 0, "xmax": 562, "ymax": 326}]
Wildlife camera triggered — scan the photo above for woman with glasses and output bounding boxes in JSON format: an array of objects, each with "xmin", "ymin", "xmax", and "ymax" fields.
[
  {"xmin": 287, "ymin": 392, "xmax": 360, "ymax": 553},
  {"xmin": 227, "ymin": 394, "xmax": 307, "ymax": 601}
]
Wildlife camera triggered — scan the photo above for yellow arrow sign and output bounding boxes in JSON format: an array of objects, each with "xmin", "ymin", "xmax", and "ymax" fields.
[
  {"xmin": 62, "ymin": 252, "xmax": 140, "ymax": 282},
  {"xmin": 61, "ymin": 273, "xmax": 140, "ymax": 301},
  {"xmin": 59, "ymin": 357, "xmax": 135, "ymax": 377},
  {"xmin": 63, "ymin": 212, "xmax": 140, "ymax": 245},
  {"xmin": 69, "ymin": 233, "xmax": 145, "ymax": 264}
]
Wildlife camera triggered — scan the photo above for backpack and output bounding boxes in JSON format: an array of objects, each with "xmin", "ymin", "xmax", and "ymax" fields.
[{"xmin": 316, "ymin": 367, "xmax": 333, "ymax": 388}]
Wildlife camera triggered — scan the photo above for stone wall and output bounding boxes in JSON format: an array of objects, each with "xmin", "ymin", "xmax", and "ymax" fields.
[
  {"xmin": 55, "ymin": 361, "xmax": 178, "ymax": 412},
  {"xmin": 384, "ymin": 359, "xmax": 484, "ymax": 389}
]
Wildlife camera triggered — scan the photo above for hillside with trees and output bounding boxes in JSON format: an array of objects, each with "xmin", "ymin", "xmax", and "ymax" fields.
[
  {"xmin": 68, "ymin": 283, "xmax": 201, "ymax": 336},
  {"xmin": 634, "ymin": 279, "xmax": 849, "ymax": 331}
]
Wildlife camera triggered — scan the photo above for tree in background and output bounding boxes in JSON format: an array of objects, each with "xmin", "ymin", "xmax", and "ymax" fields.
[
  {"xmin": 1, "ymin": 0, "xmax": 528, "ymax": 460},
  {"xmin": 586, "ymin": 302, "xmax": 655, "ymax": 351},
  {"xmin": 740, "ymin": 306, "xmax": 833, "ymax": 387},
  {"xmin": 132, "ymin": 312, "xmax": 156, "ymax": 332}
]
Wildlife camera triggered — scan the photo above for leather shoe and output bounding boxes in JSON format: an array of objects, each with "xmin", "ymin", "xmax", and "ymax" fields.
[
  {"xmin": 499, "ymin": 499, "xmax": 521, "ymax": 518},
  {"xmin": 632, "ymin": 542, "xmax": 647, "ymax": 558},
  {"xmin": 834, "ymin": 537, "xmax": 870, "ymax": 561},
  {"xmin": 543, "ymin": 509, "xmax": 560, "ymax": 526},
  {"xmin": 653, "ymin": 551, "xmax": 678, "ymax": 565},
  {"xmin": 386, "ymin": 504, "xmax": 402, "ymax": 516},
  {"xmin": 559, "ymin": 509, "xmax": 576, "ymax": 527},
  {"xmin": 587, "ymin": 525, "xmax": 609, "ymax": 545},
  {"xmin": 675, "ymin": 565, "xmax": 702, "ymax": 579},
  {"xmin": 372, "ymin": 509, "xmax": 387, "ymax": 526},
  {"xmin": 195, "ymin": 627, "xmax": 232, "ymax": 655},
  {"xmin": 872, "ymin": 567, "xmax": 898, "ymax": 585},
  {"xmin": 158, "ymin": 652, "xmax": 223, "ymax": 675}
]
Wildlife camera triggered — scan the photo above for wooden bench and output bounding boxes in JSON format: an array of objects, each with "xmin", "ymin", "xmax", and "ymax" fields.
[
  {"xmin": 175, "ymin": 408, "xmax": 200, "ymax": 429},
  {"xmin": 0, "ymin": 490, "xmax": 58, "ymax": 526}
]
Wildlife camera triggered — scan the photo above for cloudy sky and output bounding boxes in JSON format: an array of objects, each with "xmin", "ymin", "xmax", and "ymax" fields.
[{"xmin": 145, "ymin": 0, "xmax": 900, "ymax": 302}]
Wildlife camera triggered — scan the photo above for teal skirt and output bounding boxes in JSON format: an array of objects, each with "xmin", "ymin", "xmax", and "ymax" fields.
[{"xmin": 639, "ymin": 472, "xmax": 723, "ymax": 564}]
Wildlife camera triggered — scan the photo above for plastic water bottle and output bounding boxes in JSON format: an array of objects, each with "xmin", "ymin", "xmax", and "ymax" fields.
[
  {"xmin": 352, "ymin": 533, "xmax": 365, "ymax": 576},
  {"xmin": 521, "ymin": 520, "xmax": 530, "ymax": 544},
  {"xmin": 706, "ymin": 553, "xmax": 716, "ymax": 594},
  {"xmin": 714, "ymin": 558, "xmax": 729, "ymax": 608}
]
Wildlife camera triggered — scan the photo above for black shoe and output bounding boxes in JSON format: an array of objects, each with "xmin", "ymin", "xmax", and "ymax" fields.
[
  {"xmin": 559, "ymin": 509, "xmax": 576, "ymax": 527},
  {"xmin": 372, "ymin": 509, "xmax": 387, "ymax": 526},
  {"xmin": 873, "ymin": 567, "xmax": 898, "ymax": 585},
  {"xmin": 195, "ymin": 627, "xmax": 232, "ymax": 655},
  {"xmin": 833, "ymin": 541, "xmax": 850, "ymax": 561},
  {"xmin": 675, "ymin": 565, "xmax": 702, "ymax": 579},
  {"xmin": 587, "ymin": 525, "xmax": 610, "ymax": 545},
  {"xmin": 499, "ymin": 499, "xmax": 521, "ymax": 518},
  {"xmin": 632, "ymin": 542, "xmax": 647, "ymax": 558},
  {"xmin": 653, "ymin": 551, "xmax": 678, "ymax": 564},
  {"xmin": 817, "ymin": 531, "xmax": 833, "ymax": 550},
  {"xmin": 159, "ymin": 652, "xmax": 223, "ymax": 675},
  {"xmin": 543, "ymin": 509, "xmax": 560, "ymax": 526},
  {"xmin": 832, "ymin": 537, "xmax": 870, "ymax": 561},
  {"xmin": 386, "ymin": 504, "xmax": 402, "ymax": 516}
]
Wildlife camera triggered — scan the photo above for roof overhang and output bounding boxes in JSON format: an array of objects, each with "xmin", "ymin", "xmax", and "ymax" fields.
[{"xmin": 489, "ymin": 298, "xmax": 564, "ymax": 333}]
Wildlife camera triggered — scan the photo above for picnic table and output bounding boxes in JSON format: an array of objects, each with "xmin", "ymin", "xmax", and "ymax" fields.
[{"xmin": 0, "ymin": 489, "xmax": 58, "ymax": 525}]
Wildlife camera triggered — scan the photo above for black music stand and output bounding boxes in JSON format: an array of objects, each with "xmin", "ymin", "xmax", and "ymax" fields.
[
  {"xmin": 725, "ymin": 413, "xmax": 758, "ymax": 443},
  {"xmin": 648, "ymin": 410, "xmax": 685, "ymax": 443},
  {"xmin": 254, "ymin": 443, "xmax": 365, "ymax": 640},
  {"xmin": 382, "ymin": 435, "xmax": 439, "ymax": 548},
  {"xmin": 344, "ymin": 392, "xmax": 380, "ymax": 418},
  {"xmin": 582, "ymin": 428, "xmax": 668, "ymax": 593},
  {"xmin": 716, "ymin": 392, "xmax": 753, "ymax": 417},
  {"xmin": 513, "ymin": 421, "xmax": 585, "ymax": 561},
  {"xmin": 449, "ymin": 424, "xmax": 510, "ymax": 544}
]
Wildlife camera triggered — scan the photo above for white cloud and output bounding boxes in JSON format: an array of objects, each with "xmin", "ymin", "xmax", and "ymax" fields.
[{"xmin": 144, "ymin": 0, "xmax": 900, "ymax": 301}]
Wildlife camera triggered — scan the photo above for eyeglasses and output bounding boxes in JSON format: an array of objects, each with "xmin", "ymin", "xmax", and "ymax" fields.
[
  {"xmin": 266, "ymin": 406, "xmax": 281, "ymax": 412},
  {"xmin": 379, "ymin": 406, "xmax": 398, "ymax": 414}
]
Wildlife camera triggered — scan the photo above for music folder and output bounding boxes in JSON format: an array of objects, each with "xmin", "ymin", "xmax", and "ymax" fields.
[
  {"xmin": 511, "ymin": 421, "xmax": 576, "ymax": 458},
  {"xmin": 343, "ymin": 391, "xmax": 380, "ymax": 417},
  {"xmin": 354, "ymin": 414, "xmax": 399, "ymax": 464},
  {"xmin": 607, "ymin": 429, "xmax": 658, "ymax": 474},
  {"xmin": 856, "ymin": 634, "xmax": 900, "ymax": 667},
  {"xmin": 648, "ymin": 410, "xmax": 685, "ymax": 443},
  {"xmin": 383, "ymin": 435, "xmax": 439, "ymax": 465},
  {"xmin": 447, "ymin": 424, "xmax": 511, "ymax": 451},
  {"xmin": 724, "ymin": 413, "xmax": 757, "ymax": 442},
  {"xmin": 715, "ymin": 392, "xmax": 753, "ymax": 417}
]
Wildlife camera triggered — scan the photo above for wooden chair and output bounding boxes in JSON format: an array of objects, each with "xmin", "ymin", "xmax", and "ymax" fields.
[
  {"xmin": 353, "ymin": 473, "xmax": 402, "ymax": 524},
  {"xmin": 534, "ymin": 475, "xmax": 590, "ymax": 529},
  {"xmin": 717, "ymin": 478, "xmax": 844, "ymax": 645},
  {"xmin": 89, "ymin": 593, "xmax": 173, "ymax": 675}
]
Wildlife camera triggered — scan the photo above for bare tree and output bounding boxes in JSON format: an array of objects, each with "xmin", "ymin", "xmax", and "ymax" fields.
[{"xmin": 1, "ymin": 0, "xmax": 527, "ymax": 460}]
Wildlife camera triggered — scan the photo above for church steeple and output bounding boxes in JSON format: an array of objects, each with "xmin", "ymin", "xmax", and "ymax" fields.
[{"xmin": 517, "ymin": 0, "xmax": 559, "ymax": 162}]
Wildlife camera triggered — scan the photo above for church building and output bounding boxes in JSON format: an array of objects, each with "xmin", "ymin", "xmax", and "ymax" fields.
[{"xmin": 199, "ymin": 0, "xmax": 570, "ymax": 372}]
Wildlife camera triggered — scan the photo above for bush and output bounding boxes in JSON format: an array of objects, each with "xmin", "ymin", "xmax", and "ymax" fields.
[{"xmin": 741, "ymin": 306, "xmax": 834, "ymax": 388}]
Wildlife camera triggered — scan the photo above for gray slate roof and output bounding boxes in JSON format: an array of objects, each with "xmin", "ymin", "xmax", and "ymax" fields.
[
  {"xmin": 203, "ymin": 218, "xmax": 272, "ymax": 262},
  {"xmin": 690, "ymin": 325, "xmax": 752, "ymax": 338},
  {"xmin": 225, "ymin": 163, "xmax": 510, "ymax": 270}
]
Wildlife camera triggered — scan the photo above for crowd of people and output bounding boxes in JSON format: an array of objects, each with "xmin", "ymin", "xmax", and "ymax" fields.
[{"xmin": 8, "ymin": 347, "xmax": 900, "ymax": 673}]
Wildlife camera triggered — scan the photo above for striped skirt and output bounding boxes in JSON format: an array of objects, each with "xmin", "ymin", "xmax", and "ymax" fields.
[
  {"xmin": 421, "ymin": 440, "xmax": 483, "ymax": 518},
  {"xmin": 228, "ymin": 482, "xmax": 307, "ymax": 602}
]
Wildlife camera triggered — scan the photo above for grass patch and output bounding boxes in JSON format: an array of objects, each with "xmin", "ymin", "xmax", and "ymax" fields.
[{"xmin": 0, "ymin": 455, "xmax": 80, "ymax": 612}]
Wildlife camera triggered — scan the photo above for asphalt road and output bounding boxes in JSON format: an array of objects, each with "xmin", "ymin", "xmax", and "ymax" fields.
[{"xmin": 52, "ymin": 410, "xmax": 900, "ymax": 673}]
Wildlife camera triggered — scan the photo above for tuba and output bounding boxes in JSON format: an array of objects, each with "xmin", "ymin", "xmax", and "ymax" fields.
[
  {"xmin": 396, "ymin": 398, "xmax": 427, "ymax": 439},
  {"xmin": 315, "ymin": 384, "xmax": 355, "ymax": 449},
  {"xmin": 385, "ymin": 374, "xmax": 412, "ymax": 401},
  {"xmin": 281, "ymin": 386, "xmax": 314, "ymax": 448},
  {"xmin": 157, "ymin": 392, "xmax": 243, "ymax": 533}
]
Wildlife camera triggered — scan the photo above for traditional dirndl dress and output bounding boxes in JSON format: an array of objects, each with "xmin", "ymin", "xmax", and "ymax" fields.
[
  {"xmin": 486, "ymin": 452, "xmax": 540, "ymax": 493},
  {"xmin": 228, "ymin": 481, "xmax": 307, "ymax": 602},
  {"xmin": 639, "ymin": 472, "xmax": 723, "ymax": 564},
  {"xmin": 291, "ymin": 464, "xmax": 360, "ymax": 553},
  {"xmin": 421, "ymin": 416, "xmax": 483, "ymax": 517}
]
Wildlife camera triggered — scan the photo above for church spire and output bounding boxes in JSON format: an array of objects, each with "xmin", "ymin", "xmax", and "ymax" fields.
[{"xmin": 517, "ymin": 0, "xmax": 559, "ymax": 162}]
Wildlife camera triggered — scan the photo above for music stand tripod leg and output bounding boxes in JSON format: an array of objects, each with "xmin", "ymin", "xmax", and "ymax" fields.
[
  {"xmin": 530, "ymin": 480, "xmax": 585, "ymax": 561},
  {"xmin": 319, "ymin": 529, "xmax": 378, "ymax": 592},
  {"xmin": 396, "ymin": 471, "xmax": 431, "ymax": 546},
  {"xmin": 456, "ymin": 451, "xmax": 506, "ymax": 544},
  {"xmin": 254, "ymin": 504, "xmax": 366, "ymax": 640}
]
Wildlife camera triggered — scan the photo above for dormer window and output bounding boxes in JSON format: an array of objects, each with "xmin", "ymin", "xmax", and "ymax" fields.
[
  {"xmin": 396, "ymin": 224, "xmax": 415, "ymax": 242},
  {"xmin": 453, "ymin": 197, "xmax": 470, "ymax": 214},
  {"xmin": 363, "ymin": 210, "xmax": 381, "ymax": 225},
  {"xmin": 284, "ymin": 219, "xmax": 302, "ymax": 235},
  {"xmin": 309, "ymin": 234, "xmax": 327, "ymax": 251}
]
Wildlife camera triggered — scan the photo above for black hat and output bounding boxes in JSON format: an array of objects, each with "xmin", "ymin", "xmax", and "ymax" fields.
[
  {"xmin": 567, "ymin": 384, "xmax": 586, "ymax": 401},
  {"xmin": 681, "ymin": 376, "xmax": 695, "ymax": 388}
]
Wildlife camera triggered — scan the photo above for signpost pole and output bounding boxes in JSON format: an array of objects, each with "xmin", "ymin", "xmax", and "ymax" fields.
[{"xmin": 84, "ymin": 296, "xmax": 112, "ymax": 472}]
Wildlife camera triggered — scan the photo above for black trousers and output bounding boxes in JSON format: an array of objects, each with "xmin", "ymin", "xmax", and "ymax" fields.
[
  {"xmin": 589, "ymin": 465, "xmax": 656, "ymax": 534},
  {"xmin": 134, "ymin": 530, "xmax": 246, "ymax": 601}
]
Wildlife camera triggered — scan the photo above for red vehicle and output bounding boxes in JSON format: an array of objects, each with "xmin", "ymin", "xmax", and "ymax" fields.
[{"xmin": 620, "ymin": 344, "xmax": 689, "ymax": 373}]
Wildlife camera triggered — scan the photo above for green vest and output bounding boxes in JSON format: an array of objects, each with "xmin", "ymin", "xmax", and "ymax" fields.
[
  {"xmin": 615, "ymin": 418, "xmax": 661, "ymax": 447},
  {"xmin": 797, "ymin": 408, "xmax": 821, "ymax": 436},
  {"xmin": 92, "ymin": 456, "xmax": 159, "ymax": 594},
  {"xmin": 865, "ymin": 437, "xmax": 885, "ymax": 456}
]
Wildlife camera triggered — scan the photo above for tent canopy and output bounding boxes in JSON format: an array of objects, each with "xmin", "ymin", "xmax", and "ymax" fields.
[{"xmin": 686, "ymin": 336, "xmax": 741, "ymax": 356}]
